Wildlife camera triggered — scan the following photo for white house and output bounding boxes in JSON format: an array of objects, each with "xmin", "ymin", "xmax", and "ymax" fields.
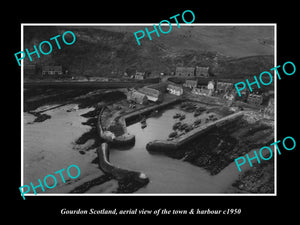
[
  {"xmin": 207, "ymin": 81, "xmax": 215, "ymax": 90},
  {"xmin": 167, "ymin": 84, "xmax": 183, "ymax": 96}
]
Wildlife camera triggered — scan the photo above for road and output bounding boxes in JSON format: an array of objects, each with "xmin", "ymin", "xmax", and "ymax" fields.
[{"xmin": 24, "ymin": 81, "xmax": 156, "ymax": 89}]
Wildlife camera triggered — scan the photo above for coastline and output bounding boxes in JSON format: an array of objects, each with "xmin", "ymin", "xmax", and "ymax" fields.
[{"xmin": 23, "ymin": 88, "xmax": 274, "ymax": 194}]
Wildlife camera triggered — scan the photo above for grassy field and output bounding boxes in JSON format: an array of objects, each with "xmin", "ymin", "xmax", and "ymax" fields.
[{"xmin": 23, "ymin": 25, "xmax": 274, "ymax": 78}]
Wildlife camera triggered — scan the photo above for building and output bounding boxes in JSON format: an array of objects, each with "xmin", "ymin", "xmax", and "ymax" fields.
[
  {"xmin": 42, "ymin": 66, "xmax": 63, "ymax": 76},
  {"xmin": 192, "ymin": 87, "xmax": 211, "ymax": 96},
  {"xmin": 247, "ymin": 93, "xmax": 263, "ymax": 106},
  {"xmin": 223, "ymin": 92, "xmax": 235, "ymax": 101},
  {"xmin": 134, "ymin": 71, "xmax": 146, "ymax": 80},
  {"xmin": 207, "ymin": 80, "xmax": 215, "ymax": 91},
  {"xmin": 167, "ymin": 84, "xmax": 183, "ymax": 96},
  {"xmin": 175, "ymin": 67, "xmax": 195, "ymax": 77},
  {"xmin": 216, "ymin": 81, "xmax": 233, "ymax": 92},
  {"xmin": 127, "ymin": 91, "xmax": 148, "ymax": 105},
  {"xmin": 184, "ymin": 80, "xmax": 198, "ymax": 89},
  {"xmin": 195, "ymin": 66, "xmax": 209, "ymax": 77},
  {"xmin": 138, "ymin": 87, "xmax": 163, "ymax": 102}
]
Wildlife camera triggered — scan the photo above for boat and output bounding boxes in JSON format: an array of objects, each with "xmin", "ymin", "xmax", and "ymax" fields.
[
  {"xmin": 173, "ymin": 113, "xmax": 181, "ymax": 119},
  {"xmin": 185, "ymin": 105, "xmax": 196, "ymax": 113},
  {"xmin": 194, "ymin": 111, "xmax": 202, "ymax": 117},
  {"xmin": 179, "ymin": 114, "xmax": 186, "ymax": 120},
  {"xmin": 141, "ymin": 116, "xmax": 146, "ymax": 123},
  {"xmin": 185, "ymin": 125, "xmax": 193, "ymax": 133},
  {"xmin": 178, "ymin": 123, "xmax": 188, "ymax": 131},
  {"xmin": 173, "ymin": 121, "xmax": 182, "ymax": 130},
  {"xmin": 141, "ymin": 117, "xmax": 147, "ymax": 129},
  {"xmin": 180, "ymin": 102, "xmax": 189, "ymax": 109},
  {"xmin": 169, "ymin": 131, "xmax": 178, "ymax": 138},
  {"xmin": 149, "ymin": 110, "xmax": 159, "ymax": 117},
  {"xmin": 194, "ymin": 119, "xmax": 201, "ymax": 125},
  {"xmin": 178, "ymin": 132, "xmax": 185, "ymax": 137}
]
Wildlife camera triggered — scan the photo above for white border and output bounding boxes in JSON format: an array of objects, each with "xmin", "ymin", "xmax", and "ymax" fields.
[{"xmin": 21, "ymin": 23, "xmax": 277, "ymax": 197}]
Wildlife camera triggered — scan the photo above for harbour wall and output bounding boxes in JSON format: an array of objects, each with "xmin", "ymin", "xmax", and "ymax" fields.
[{"xmin": 146, "ymin": 111, "xmax": 245, "ymax": 153}]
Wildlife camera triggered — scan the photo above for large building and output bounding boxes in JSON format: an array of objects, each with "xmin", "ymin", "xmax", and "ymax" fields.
[
  {"xmin": 138, "ymin": 87, "xmax": 163, "ymax": 102},
  {"xmin": 195, "ymin": 66, "xmax": 209, "ymax": 77},
  {"xmin": 42, "ymin": 66, "xmax": 63, "ymax": 76},
  {"xmin": 127, "ymin": 91, "xmax": 148, "ymax": 105},
  {"xmin": 175, "ymin": 67, "xmax": 195, "ymax": 77}
]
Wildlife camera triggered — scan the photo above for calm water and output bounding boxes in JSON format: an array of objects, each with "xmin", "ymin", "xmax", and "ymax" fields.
[{"xmin": 109, "ymin": 106, "xmax": 251, "ymax": 193}]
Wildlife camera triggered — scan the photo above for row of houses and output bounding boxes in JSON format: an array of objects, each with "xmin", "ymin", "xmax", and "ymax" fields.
[
  {"xmin": 191, "ymin": 81, "xmax": 215, "ymax": 97},
  {"xmin": 131, "ymin": 66, "xmax": 210, "ymax": 80},
  {"xmin": 182, "ymin": 79, "xmax": 234, "ymax": 92},
  {"xmin": 26, "ymin": 66, "xmax": 209, "ymax": 78},
  {"xmin": 25, "ymin": 65, "xmax": 65, "ymax": 76},
  {"xmin": 127, "ymin": 79, "xmax": 231, "ymax": 105},
  {"xmin": 128, "ymin": 78, "xmax": 267, "ymax": 107},
  {"xmin": 175, "ymin": 66, "xmax": 209, "ymax": 77},
  {"xmin": 183, "ymin": 79, "xmax": 266, "ymax": 106}
]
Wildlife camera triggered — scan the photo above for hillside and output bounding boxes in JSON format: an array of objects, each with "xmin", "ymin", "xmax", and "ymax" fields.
[
  {"xmin": 23, "ymin": 25, "xmax": 274, "ymax": 78},
  {"xmin": 211, "ymin": 55, "xmax": 274, "ymax": 78}
]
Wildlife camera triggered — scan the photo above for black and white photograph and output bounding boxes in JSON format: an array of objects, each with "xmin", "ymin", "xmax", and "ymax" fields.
[
  {"xmin": 22, "ymin": 24, "xmax": 275, "ymax": 196},
  {"xmin": 7, "ymin": 4, "xmax": 298, "ymax": 220}
]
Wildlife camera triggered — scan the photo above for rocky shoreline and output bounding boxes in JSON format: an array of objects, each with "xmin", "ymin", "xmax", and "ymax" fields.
[
  {"xmin": 67, "ymin": 94, "xmax": 275, "ymax": 193},
  {"xmin": 158, "ymin": 115, "xmax": 273, "ymax": 178},
  {"xmin": 228, "ymin": 158, "xmax": 274, "ymax": 193},
  {"xmin": 24, "ymin": 87, "xmax": 275, "ymax": 194}
]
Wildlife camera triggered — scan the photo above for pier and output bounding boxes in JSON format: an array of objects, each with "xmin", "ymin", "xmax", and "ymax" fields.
[{"xmin": 146, "ymin": 111, "xmax": 245, "ymax": 152}]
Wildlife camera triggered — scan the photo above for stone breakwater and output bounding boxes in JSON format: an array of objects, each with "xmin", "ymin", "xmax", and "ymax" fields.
[
  {"xmin": 97, "ymin": 98, "xmax": 180, "ymax": 146},
  {"xmin": 98, "ymin": 106, "xmax": 135, "ymax": 147},
  {"xmin": 96, "ymin": 143, "xmax": 149, "ymax": 192},
  {"xmin": 95, "ymin": 99, "xmax": 180, "ymax": 190},
  {"xmin": 146, "ymin": 111, "xmax": 245, "ymax": 153},
  {"xmin": 96, "ymin": 106, "xmax": 149, "ymax": 191}
]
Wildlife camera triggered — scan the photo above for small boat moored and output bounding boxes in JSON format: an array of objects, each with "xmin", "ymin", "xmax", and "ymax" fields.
[
  {"xmin": 179, "ymin": 114, "xmax": 186, "ymax": 120},
  {"xmin": 173, "ymin": 121, "xmax": 182, "ymax": 130},
  {"xmin": 169, "ymin": 131, "xmax": 178, "ymax": 138},
  {"xmin": 173, "ymin": 113, "xmax": 181, "ymax": 119}
]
